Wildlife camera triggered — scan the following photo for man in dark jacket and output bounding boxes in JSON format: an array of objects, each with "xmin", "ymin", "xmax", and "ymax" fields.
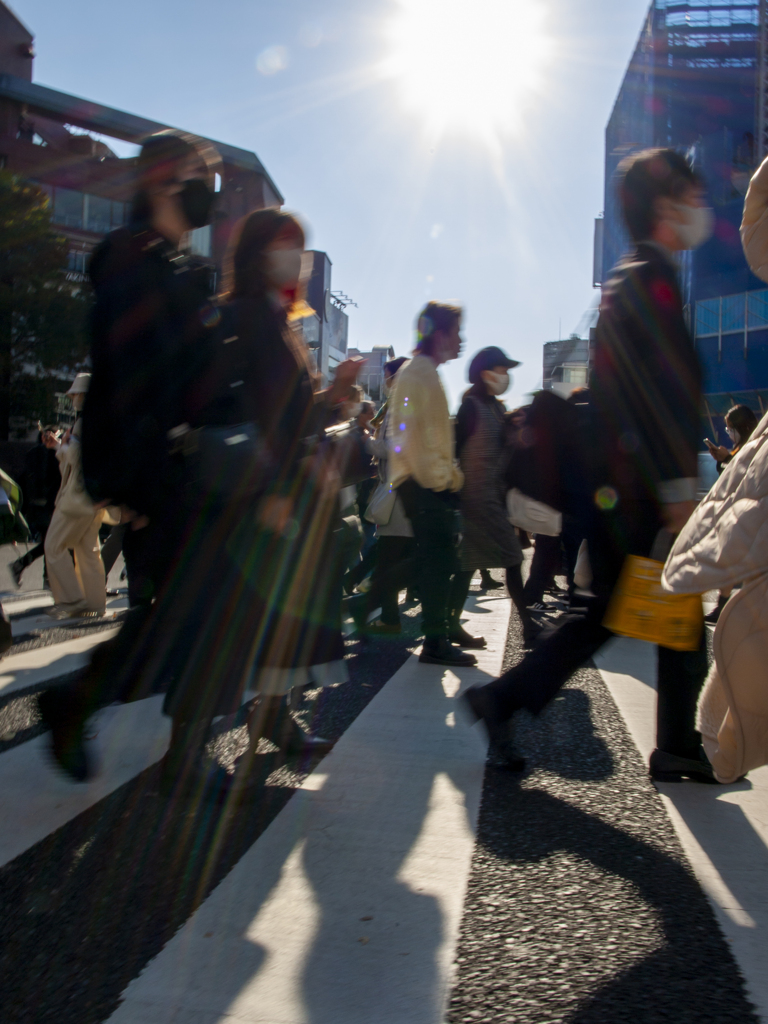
[
  {"xmin": 10, "ymin": 425, "xmax": 61, "ymax": 587},
  {"xmin": 464, "ymin": 148, "xmax": 714, "ymax": 783},
  {"xmin": 38, "ymin": 130, "xmax": 221, "ymax": 781}
]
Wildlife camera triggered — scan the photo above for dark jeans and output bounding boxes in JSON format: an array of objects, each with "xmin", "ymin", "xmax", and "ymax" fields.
[
  {"xmin": 362, "ymin": 536, "xmax": 415, "ymax": 624},
  {"xmin": 485, "ymin": 500, "xmax": 707, "ymax": 759},
  {"xmin": 398, "ymin": 479, "xmax": 460, "ymax": 643},
  {"xmin": 346, "ymin": 540, "xmax": 379, "ymax": 590}
]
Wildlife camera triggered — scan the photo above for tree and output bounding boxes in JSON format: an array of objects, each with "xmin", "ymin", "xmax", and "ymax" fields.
[{"xmin": 0, "ymin": 172, "xmax": 91, "ymax": 439}]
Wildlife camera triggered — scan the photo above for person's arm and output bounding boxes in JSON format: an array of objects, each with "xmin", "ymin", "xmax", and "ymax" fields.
[
  {"xmin": 609, "ymin": 261, "xmax": 701, "ymax": 522},
  {"xmin": 454, "ymin": 397, "xmax": 478, "ymax": 459}
]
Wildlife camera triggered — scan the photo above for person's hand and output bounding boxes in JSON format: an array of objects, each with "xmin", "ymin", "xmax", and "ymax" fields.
[
  {"xmin": 663, "ymin": 500, "xmax": 696, "ymax": 535},
  {"xmin": 709, "ymin": 444, "xmax": 730, "ymax": 462},
  {"xmin": 60, "ymin": 428, "xmax": 72, "ymax": 445},
  {"xmin": 327, "ymin": 358, "xmax": 366, "ymax": 404},
  {"xmin": 257, "ymin": 494, "xmax": 294, "ymax": 533}
]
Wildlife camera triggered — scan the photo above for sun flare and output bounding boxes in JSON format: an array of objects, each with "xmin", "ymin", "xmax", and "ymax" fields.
[{"xmin": 386, "ymin": 0, "xmax": 551, "ymax": 143}]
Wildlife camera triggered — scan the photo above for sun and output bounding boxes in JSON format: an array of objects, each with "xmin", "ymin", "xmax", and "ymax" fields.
[{"xmin": 385, "ymin": 0, "xmax": 551, "ymax": 143}]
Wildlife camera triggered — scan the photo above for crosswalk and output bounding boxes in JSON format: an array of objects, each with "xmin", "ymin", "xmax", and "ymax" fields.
[{"xmin": 1, "ymin": 575, "xmax": 766, "ymax": 1024}]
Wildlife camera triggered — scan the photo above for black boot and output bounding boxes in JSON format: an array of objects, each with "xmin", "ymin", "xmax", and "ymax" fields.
[
  {"xmin": 420, "ymin": 638, "xmax": 477, "ymax": 666},
  {"xmin": 448, "ymin": 623, "xmax": 486, "ymax": 649},
  {"xmin": 479, "ymin": 569, "xmax": 503, "ymax": 591}
]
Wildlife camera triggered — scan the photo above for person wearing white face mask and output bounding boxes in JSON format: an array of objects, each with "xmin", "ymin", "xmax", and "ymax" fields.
[
  {"xmin": 451, "ymin": 347, "xmax": 539, "ymax": 649},
  {"xmin": 465, "ymin": 148, "xmax": 716, "ymax": 782}
]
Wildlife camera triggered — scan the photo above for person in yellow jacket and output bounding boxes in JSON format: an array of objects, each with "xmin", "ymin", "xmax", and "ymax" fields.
[
  {"xmin": 388, "ymin": 301, "xmax": 476, "ymax": 667},
  {"xmin": 44, "ymin": 374, "xmax": 107, "ymax": 620}
]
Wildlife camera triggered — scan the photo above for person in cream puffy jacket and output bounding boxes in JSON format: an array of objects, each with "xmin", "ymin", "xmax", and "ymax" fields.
[{"xmin": 662, "ymin": 412, "xmax": 768, "ymax": 783}]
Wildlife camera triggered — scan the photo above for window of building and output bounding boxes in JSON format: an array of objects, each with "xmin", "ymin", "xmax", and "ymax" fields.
[
  {"xmin": 562, "ymin": 366, "xmax": 588, "ymax": 384},
  {"xmin": 85, "ymin": 194, "xmax": 111, "ymax": 233},
  {"xmin": 695, "ymin": 289, "xmax": 768, "ymax": 339},
  {"xmin": 67, "ymin": 251, "xmax": 89, "ymax": 274},
  {"xmin": 721, "ymin": 293, "xmax": 745, "ymax": 334},
  {"xmin": 54, "ymin": 187, "xmax": 83, "ymax": 229},
  {"xmin": 696, "ymin": 298, "xmax": 720, "ymax": 337}
]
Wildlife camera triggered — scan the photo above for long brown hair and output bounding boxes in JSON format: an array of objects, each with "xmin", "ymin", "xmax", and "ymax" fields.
[
  {"xmin": 221, "ymin": 208, "xmax": 318, "ymax": 385},
  {"xmin": 220, "ymin": 208, "xmax": 306, "ymax": 307}
]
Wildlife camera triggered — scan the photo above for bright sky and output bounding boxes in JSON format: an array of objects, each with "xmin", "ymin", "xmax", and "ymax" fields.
[{"xmin": 14, "ymin": 0, "xmax": 650, "ymax": 410}]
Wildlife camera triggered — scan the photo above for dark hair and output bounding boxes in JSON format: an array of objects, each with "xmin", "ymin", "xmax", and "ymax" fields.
[
  {"xmin": 414, "ymin": 301, "xmax": 462, "ymax": 357},
  {"xmin": 725, "ymin": 404, "xmax": 758, "ymax": 444},
  {"xmin": 131, "ymin": 129, "xmax": 221, "ymax": 223},
  {"xmin": 384, "ymin": 356, "xmax": 407, "ymax": 378},
  {"xmin": 618, "ymin": 148, "xmax": 702, "ymax": 242},
  {"xmin": 221, "ymin": 208, "xmax": 305, "ymax": 302},
  {"xmin": 359, "ymin": 401, "xmax": 375, "ymax": 417}
]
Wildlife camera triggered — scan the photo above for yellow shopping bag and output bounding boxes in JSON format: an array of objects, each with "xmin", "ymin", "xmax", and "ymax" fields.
[{"xmin": 602, "ymin": 555, "xmax": 703, "ymax": 651}]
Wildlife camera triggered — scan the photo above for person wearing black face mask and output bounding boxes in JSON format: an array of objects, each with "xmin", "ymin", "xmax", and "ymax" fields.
[{"xmin": 38, "ymin": 130, "xmax": 222, "ymax": 782}]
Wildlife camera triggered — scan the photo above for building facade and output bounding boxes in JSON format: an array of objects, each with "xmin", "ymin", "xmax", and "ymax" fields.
[
  {"xmin": 0, "ymin": 1, "xmax": 282, "ymax": 282},
  {"xmin": 542, "ymin": 336, "xmax": 591, "ymax": 399},
  {"xmin": 348, "ymin": 345, "xmax": 396, "ymax": 403},
  {"xmin": 600, "ymin": 0, "xmax": 768, "ymax": 438},
  {"xmin": 303, "ymin": 250, "xmax": 351, "ymax": 384}
]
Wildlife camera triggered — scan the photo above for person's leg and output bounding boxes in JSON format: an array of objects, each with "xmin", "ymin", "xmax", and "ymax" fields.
[
  {"xmin": 44, "ymin": 512, "xmax": 85, "ymax": 607},
  {"xmin": 506, "ymin": 563, "xmax": 539, "ymax": 643},
  {"xmin": 448, "ymin": 569, "xmax": 485, "ymax": 646},
  {"xmin": 369, "ymin": 536, "xmax": 414, "ymax": 624},
  {"xmin": 522, "ymin": 533, "xmax": 561, "ymax": 607},
  {"xmin": 72, "ymin": 517, "xmax": 107, "ymax": 614},
  {"xmin": 17, "ymin": 541, "xmax": 45, "ymax": 569},
  {"xmin": 345, "ymin": 539, "xmax": 378, "ymax": 591},
  {"xmin": 655, "ymin": 634, "xmax": 708, "ymax": 760},
  {"xmin": 398, "ymin": 481, "xmax": 454, "ymax": 643}
]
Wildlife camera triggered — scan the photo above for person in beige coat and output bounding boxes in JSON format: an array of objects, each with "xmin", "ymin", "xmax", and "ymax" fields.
[
  {"xmin": 44, "ymin": 374, "xmax": 107, "ymax": 620},
  {"xmin": 662, "ymin": 411, "xmax": 768, "ymax": 783}
]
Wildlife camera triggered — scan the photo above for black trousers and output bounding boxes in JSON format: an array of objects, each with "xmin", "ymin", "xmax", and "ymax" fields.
[
  {"xmin": 398, "ymin": 479, "xmax": 460, "ymax": 643},
  {"xmin": 362, "ymin": 535, "xmax": 415, "ymax": 624},
  {"xmin": 522, "ymin": 533, "xmax": 561, "ymax": 606},
  {"xmin": 63, "ymin": 498, "xmax": 189, "ymax": 721},
  {"xmin": 485, "ymin": 501, "xmax": 707, "ymax": 759}
]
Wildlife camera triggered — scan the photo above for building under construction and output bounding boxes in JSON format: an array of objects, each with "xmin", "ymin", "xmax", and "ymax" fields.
[{"xmin": 599, "ymin": 0, "xmax": 768, "ymax": 437}]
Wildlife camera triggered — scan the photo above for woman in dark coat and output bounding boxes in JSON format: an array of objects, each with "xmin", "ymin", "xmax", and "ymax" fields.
[
  {"xmin": 140, "ymin": 209, "xmax": 362, "ymax": 792},
  {"xmin": 451, "ymin": 347, "xmax": 538, "ymax": 645}
]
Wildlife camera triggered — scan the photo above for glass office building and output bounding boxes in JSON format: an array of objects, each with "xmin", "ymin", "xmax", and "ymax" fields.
[{"xmin": 601, "ymin": 0, "xmax": 768, "ymax": 433}]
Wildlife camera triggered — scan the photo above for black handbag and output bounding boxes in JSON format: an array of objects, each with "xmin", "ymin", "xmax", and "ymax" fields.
[
  {"xmin": 314, "ymin": 421, "xmax": 374, "ymax": 488},
  {"xmin": 182, "ymin": 422, "xmax": 273, "ymax": 501}
]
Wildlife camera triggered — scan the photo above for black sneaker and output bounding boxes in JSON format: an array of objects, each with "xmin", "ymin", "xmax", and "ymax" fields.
[{"xmin": 420, "ymin": 640, "xmax": 477, "ymax": 667}]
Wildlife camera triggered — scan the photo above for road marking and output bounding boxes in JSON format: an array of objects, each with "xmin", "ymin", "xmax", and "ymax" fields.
[
  {"xmin": 0, "ymin": 695, "xmax": 170, "ymax": 868},
  {"xmin": 595, "ymin": 637, "xmax": 768, "ymax": 1022},
  {"xmin": 107, "ymin": 592, "xmax": 510, "ymax": 1024}
]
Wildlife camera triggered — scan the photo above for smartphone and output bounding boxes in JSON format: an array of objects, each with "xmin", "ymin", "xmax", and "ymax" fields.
[{"xmin": 704, "ymin": 438, "xmax": 716, "ymax": 449}]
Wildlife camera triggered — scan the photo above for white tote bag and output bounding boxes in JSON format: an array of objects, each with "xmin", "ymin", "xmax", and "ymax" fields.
[
  {"xmin": 506, "ymin": 488, "xmax": 562, "ymax": 536},
  {"xmin": 364, "ymin": 480, "xmax": 397, "ymax": 526}
]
